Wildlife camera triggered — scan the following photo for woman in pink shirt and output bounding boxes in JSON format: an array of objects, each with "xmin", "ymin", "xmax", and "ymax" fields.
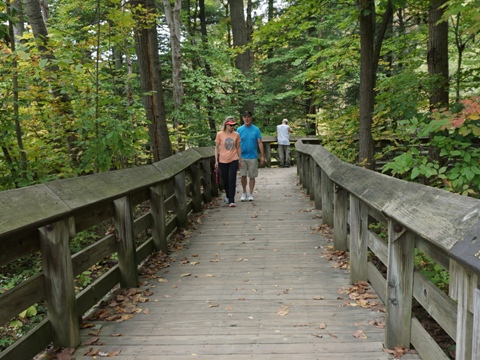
[{"xmin": 215, "ymin": 116, "xmax": 242, "ymax": 207}]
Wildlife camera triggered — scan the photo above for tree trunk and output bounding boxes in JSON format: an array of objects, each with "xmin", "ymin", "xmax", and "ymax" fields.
[
  {"xmin": 163, "ymin": 0, "xmax": 185, "ymax": 151},
  {"xmin": 428, "ymin": 0, "xmax": 449, "ymax": 110},
  {"xmin": 358, "ymin": 0, "xmax": 375, "ymax": 169},
  {"xmin": 199, "ymin": 0, "xmax": 217, "ymax": 140},
  {"xmin": 228, "ymin": 0, "xmax": 253, "ymax": 113},
  {"xmin": 132, "ymin": 0, "xmax": 173, "ymax": 161},
  {"xmin": 428, "ymin": 0, "xmax": 448, "ymax": 162}
]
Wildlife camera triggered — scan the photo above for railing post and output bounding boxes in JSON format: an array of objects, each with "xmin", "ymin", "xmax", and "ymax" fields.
[
  {"xmin": 264, "ymin": 142, "xmax": 271, "ymax": 168},
  {"xmin": 201, "ymin": 159, "xmax": 213, "ymax": 203},
  {"xmin": 174, "ymin": 170, "xmax": 188, "ymax": 228},
  {"xmin": 309, "ymin": 156, "xmax": 315, "ymax": 201},
  {"xmin": 113, "ymin": 195, "xmax": 138, "ymax": 288},
  {"xmin": 333, "ymin": 185, "xmax": 348, "ymax": 250},
  {"xmin": 349, "ymin": 195, "xmax": 368, "ymax": 283},
  {"xmin": 150, "ymin": 183, "xmax": 168, "ymax": 253},
  {"xmin": 385, "ymin": 222, "xmax": 415, "ymax": 349},
  {"xmin": 320, "ymin": 169, "xmax": 333, "ymax": 226},
  {"xmin": 313, "ymin": 163, "xmax": 322, "ymax": 210},
  {"xmin": 453, "ymin": 263, "xmax": 474, "ymax": 360},
  {"xmin": 302, "ymin": 155, "xmax": 309, "ymax": 193},
  {"xmin": 473, "ymin": 283, "xmax": 480, "ymax": 359},
  {"xmin": 189, "ymin": 162, "xmax": 202, "ymax": 213},
  {"xmin": 39, "ymin": 219, "xmax": 80, "ymax": 348},
  {"xmin": 297, "ymin": 152, "xmax": 302, "ymax": 179}
]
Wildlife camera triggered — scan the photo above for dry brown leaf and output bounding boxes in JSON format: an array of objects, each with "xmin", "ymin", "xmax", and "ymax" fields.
[
  {"xmin": 180, "ymin": 273, "xmax": 192, "ymax": 277},
  {"xmin": 82, "ymin": 337, "xmax": 99, "ymax": 346},
  {"xmin": 311, "ymin": 333, "xmax": 323, "ymax": 338},
  {"xmin": 353, "ymin": 329, "xmax": 367, "ymax": 339},
  {"xmin": 313, "ymin": 296, "xmax": 325, "ymax": 300},
  {"xmin": 319, "ymin": 323, "xmax": 327, "ymax": 329}
]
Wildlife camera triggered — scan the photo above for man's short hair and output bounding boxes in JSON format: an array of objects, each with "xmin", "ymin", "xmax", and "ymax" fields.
[{"xmin": 282, "ymin": 119, "xmax": 288, "ymax": 124}]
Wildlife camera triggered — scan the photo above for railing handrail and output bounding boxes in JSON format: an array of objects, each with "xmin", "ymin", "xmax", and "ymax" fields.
[
  {"xmin": 0, "ymin": 147, "xmax": 217, "ymax": 360},
  {"xmin": 296, "ymin": 140, "xmax": 480, "ymax": 360}
]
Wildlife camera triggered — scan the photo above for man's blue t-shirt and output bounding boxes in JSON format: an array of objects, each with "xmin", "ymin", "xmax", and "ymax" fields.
[{"xmin": 237, "ymin": 124, "xmax": 262, "ymax": 159}]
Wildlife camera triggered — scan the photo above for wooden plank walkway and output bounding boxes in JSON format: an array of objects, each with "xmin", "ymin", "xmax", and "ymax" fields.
[{"xmin": 73, "ymin": 167, "xmax": 421, "ymax": 360}]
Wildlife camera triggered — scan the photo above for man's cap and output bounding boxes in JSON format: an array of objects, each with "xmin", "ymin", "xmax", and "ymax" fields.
[
  {"xmin": 243, "ymin": 111, "xmax": 253, "ymax": 117},
  {"xmin": 226, "ymin": 120, "xmax": 237, "ymax": 125}
]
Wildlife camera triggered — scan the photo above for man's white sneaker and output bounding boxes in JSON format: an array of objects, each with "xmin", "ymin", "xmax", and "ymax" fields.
[
  {"xmin": 229, "ymin": 203, "xmax": 236, "ymax": 207},
  {"xmin": 248, "ymin": 194, "xmax": 254, "ymax": 201},
  {"xmin": 224, "ymin": 197, "xmax": 229, "ymax": 203},
  {"xmin": 240, "ymin": 193, "xmax": 247, "ymax": 201}
]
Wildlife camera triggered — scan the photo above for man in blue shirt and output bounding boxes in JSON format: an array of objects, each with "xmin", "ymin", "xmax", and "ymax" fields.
[{"xmin": 237, "ymin": 111, "xmax": 265, "ymax": 201}]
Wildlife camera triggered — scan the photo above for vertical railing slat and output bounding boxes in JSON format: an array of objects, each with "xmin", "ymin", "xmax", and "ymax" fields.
[
  {"xmin": 39, "ymin": 219, "xmax": 80, "ymax": 347},
  {"xmin": 385, "ymin": 223, "xmax": 415, "ymax": 349}
]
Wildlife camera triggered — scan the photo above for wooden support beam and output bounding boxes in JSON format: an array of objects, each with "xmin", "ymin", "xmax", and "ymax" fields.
[{"xmin": 39, "ymin": 219, "xmax": 80, "ymax": 347}]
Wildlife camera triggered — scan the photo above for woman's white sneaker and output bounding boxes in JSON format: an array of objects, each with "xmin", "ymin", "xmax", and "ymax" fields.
[{"xmin": 240, "ymin": 193, "xmax": 247, "ymax": 201}]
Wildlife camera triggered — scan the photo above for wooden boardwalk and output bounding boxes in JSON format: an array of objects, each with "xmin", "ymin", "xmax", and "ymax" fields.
[{"xmin": 73, "ymin": 167, "xmax": 421, "ymax": 360}]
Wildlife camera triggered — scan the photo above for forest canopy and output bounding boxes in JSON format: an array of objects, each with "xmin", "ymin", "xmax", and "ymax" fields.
[{"xmin": 0, "ymin": 0, "xmax": 479, "ymax": 195}]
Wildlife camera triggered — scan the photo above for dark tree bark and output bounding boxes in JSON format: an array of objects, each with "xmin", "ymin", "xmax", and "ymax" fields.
[
  {"xmin": 131, "ymin": 0, "xmax": 173, "ymax": 161},
  {"xmin": 358, "ymin": 0, "xmax": 375, "ymax": 169},
  {"xmin": 199, "ymin": 0, "xmax": 217, "ymax": 139},
  {"xmin": 228, "ymin": 0, "xmax": 253, "ymax": 113},
  {"xmin": 427, "ymin": 0, "xmax": 449, "ymax": 162},
  {"xmin": 428, "ymin": 0, "xmax": 449, "ymax": 110}
]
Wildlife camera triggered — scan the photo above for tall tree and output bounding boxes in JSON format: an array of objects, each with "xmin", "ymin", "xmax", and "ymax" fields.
[
  {"xmin": 358, "ymin": 0, "xmax": 375, "ymax": 168},
  {"xmin": 131, "ymin": 0, "xmax": 173, "ymax": 161},
  {"xmin": 228, "ymin": 0, "xmax": 253, "ymax": 113},
  {"xmin": 427, "ymin": 0, "xmax": 449, "ymax": 162},
  {"xmin": 428, "ymin": 0, "xmax": 449, "ymax": 110},
  {"xmin": 163, "ymin": 0, "xmax": 185, "ymax": 150}
]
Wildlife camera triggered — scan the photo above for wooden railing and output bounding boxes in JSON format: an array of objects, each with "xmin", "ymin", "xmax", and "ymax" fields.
[
  {"xmin": 0, "ymin": 148, "xmax": 217, "ymax": 360},
  {"xmin": 261, "ymin": 135, "xmax": 320, "ymax": 167},
  {"xmin": 296, "ymin": 140, "xmax": 480, "ymax": 360}
]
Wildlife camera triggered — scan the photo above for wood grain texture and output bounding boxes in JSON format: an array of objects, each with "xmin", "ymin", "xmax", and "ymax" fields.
[{"xmin": 73, "ymin": 167, "xmax": 419, "ymax": 359}]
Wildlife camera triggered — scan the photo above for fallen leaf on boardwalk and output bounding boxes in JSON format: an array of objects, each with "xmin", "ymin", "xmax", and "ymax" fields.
[
  {"xmin": 198, "ymin": 274, "xmax": 215, "ymax": 278},
  {"xmin": 56, "ymin": 347, "xmax": 75, "ymax": 360},
  {"xmin": 209, "ymin": 304, "xmax": 219, "ymax": 308},
  {"xmin": 313, "ymin": 296, "xmax": 325, "ymax": 300},
  {"xmin": 274, "ymin": 249, "xmax": 279, "ymax": 252},
  {"xmin": 108, "ymin": 349, "xmax": 122, "ymax": 356},
  {"xmin": 326, "ymin": 330, "xmax": 337, "ymax": 338},
  {"xmin": 180, "ymin": 273, "xmax": 192, "ymax": 277},
  {"xmin": 80, "ymin": 323, "xmax": 95, "ymax": 329},
  {"xmin": 143, "ymin": 309, "xmax": 150, "ymax": 314},
  {"xmin": 368, "ymin": 319, "xmax": 385, "ymax": 328},
  {"xmin": 192, "ymin": 254, "xmax": 199, "ymax": 257},
  {"xmin": 143, "ymin": 289, "xmax": 154, "ymax": 296},
  {"xmin": 319, "ymin": 323, "xmax": 327, "ymax": 329},
  {"xmin": 311, "ymin": 333, "xmax": 323, "ymax": 338},
  {"xmin": 276, "ymin": 305, "xmax": 290, "ymax": 316},
  {"xmin": 283, "ymin": 288, "xmax": 290, "ymax": 294},
  {"xmin": 237, "ymin": 258, "xmax": 244, "ymax": 262},
  {"xmin": 82, "ymin": 337, "xmax": 99, "ymax": 345},
  {"xmin": 116, "ymin": 314, "xmax": 134, "ymax": 322},
  {"xmin": 249, "ymin": 237, "xmax": 255, "ymax": 241},
  {"xmin": 111, "ymin": 333, "xmax": 123, "ymax": 337},
  {"xmin": 158, "ymin": 278, "xmax": 168, "ymax": 282},
  {"xmin": 190, "ymin": 261, "xmax": 200, "ymax": 265},
  {"xmin": 88, "ymin": 329, "xmax": 101, "ymax": 336},
  {"xmin": 383, "ymin": 346, "xmax": 418, "ymax": 358},
  {"xmin": 180, "ymin": 257, "xmax": 190, "ymax": 264},
  {"xmin": 353, "ymin": 329, "xmax": 367, "ymax": 339},
  {"xmin": 251, "ymin": 214, "xmax": 258, "ymax": 218},
  {"xmin": 84, "ymin": 348, "xmax": 99, "ymax": 356},
  {"xmin": 163, "ymin": 294, "xmax": 172, "ymax": 298},
  {"xmin": 239, "ymin": 298, "xmax": 246, "ymax": 300},
  {"xmin": 210, "ymin": 259, "xmax": 219, "ymax": 262}
]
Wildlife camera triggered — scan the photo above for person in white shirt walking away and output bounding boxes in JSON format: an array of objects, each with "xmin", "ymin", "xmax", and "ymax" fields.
[{"xmin": 276, "ymin": 119, "xmax": 293, "ymax": 168}]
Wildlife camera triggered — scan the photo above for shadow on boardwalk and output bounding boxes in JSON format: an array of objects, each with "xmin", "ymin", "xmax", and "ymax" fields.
[{"xmin": 73, "ymin": 167, "xmax": 421, "ymax": 360}]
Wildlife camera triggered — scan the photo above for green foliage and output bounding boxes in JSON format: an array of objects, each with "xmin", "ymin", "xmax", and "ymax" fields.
[
  {"xmin": 382, "ymin": 96, "xmax": 480, "ymax": 196},
  {"xmin": 415, "ymin": 249, "xmax": 449, "ymax": 293}
]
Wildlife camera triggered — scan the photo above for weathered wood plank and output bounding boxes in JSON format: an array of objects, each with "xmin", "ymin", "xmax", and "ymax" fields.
[{"xmin": 71, "ymin": 167, "xmax": 419, "ymax": 360}]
